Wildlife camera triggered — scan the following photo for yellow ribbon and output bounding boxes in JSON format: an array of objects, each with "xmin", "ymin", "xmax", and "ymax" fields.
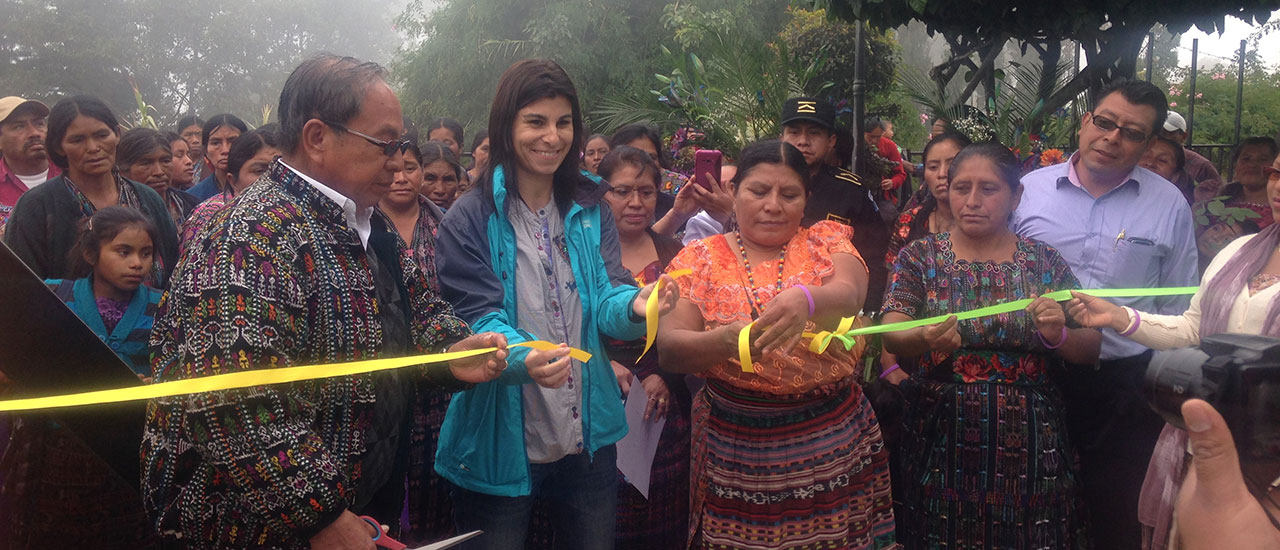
[
  {"xmin": 738, "ymin": 321, "xmax": 757, "ymax": 373},
  {"xmin": 0, "ymin": 341, "xmax": 590, "ymax": 413},
  {"xmin": 635, "ymin": 269, "xmax": 691, "ymax": 363}
]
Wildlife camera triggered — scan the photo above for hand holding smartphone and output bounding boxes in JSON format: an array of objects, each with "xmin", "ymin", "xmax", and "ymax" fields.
[{"xmin": 694, "ymin": 149, "xmax": 723, "ymax": 190}]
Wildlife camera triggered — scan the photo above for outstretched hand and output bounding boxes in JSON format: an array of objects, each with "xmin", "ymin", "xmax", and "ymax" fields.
[
  {"xmin": 632, "ymin": 274, "xmax": 679, "ymax": 318},
  {"xmin": 447, "ymin": 332, "xmax": 509, "ymax": 384},
  {"xmin": 525, "ymin": 343, "xmax": 574, "ymax": 389},
  {"xmin": 1066, "ymin": 290, "xmax": 1129, "ymax": 332}
]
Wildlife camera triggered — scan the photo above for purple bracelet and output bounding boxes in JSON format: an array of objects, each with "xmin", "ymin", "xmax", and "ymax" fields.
[
  {"xmin": 879, "ymin": 364, "xmax": 901, "ymax": 379},
  {"xmin": 794, "ymin": 284, "xmax": 815, "ymax": 317},
  {"xmin": 1037, "ymin": 325, "xmax": 1068, "ymax": 349},
  {"xmin": 1119, "ymin": 308, "xmax": 1142, "ymax": 337}
]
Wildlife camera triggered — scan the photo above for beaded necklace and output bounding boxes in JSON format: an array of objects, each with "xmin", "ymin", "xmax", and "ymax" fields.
[{"xmin": 734, "ymin": 231, "xmax": 787, "ymax": 317}]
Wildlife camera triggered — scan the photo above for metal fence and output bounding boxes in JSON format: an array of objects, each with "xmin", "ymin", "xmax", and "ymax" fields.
[{"xmin": 903, "ymin": 143, "xmax": 1240, "ymax": 183}]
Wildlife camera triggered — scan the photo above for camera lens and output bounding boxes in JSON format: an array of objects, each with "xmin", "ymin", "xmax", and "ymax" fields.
[{"xmin": 1144, "ymin": 347, "xmax": 1213, "ymax": 430}]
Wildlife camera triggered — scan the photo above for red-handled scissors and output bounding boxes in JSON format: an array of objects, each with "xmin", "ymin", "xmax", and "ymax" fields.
[
  {"xmin": 360, "ymin": 516, "xmax": 483, "ymax": 550},
  {"xmin": 360, "ymin": 516, "xmax": 407, "ymax": 549}
]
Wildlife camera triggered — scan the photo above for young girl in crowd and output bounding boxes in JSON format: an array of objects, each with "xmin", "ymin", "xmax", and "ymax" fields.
[
  {"xmin": 0, "ymin": 205, "xmax": 162, "ymax": 547},
  {"xmin": 434, "ymin": 58, "xmax": 675, "ymax": 549},
  {"xmin": 47, "ymin": 205, "xmax": 164, "ymax": 378}
]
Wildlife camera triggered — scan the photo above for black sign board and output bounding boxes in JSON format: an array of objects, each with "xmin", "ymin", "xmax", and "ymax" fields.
[{"xmin": 0, "ymin": 242, "xmax": 145, "ymax": 489}]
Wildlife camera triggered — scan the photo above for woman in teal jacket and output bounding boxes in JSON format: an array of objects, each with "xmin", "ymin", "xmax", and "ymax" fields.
[{"xmin": 434, "ymin": 58, "xmax": 675, "ymax": 549}]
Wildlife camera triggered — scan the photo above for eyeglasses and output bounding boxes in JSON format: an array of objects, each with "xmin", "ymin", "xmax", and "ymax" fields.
[
  {"xmin": 322, "ymin": 120, "xmax": 412, "ymax": 157},
  {"xmin": 1088, "ymin": 113, "xmax": 1149, "ymax": 143},
  {"xmin": 608, "ymin": 186, "xmax": 657, "ymax": 200}
]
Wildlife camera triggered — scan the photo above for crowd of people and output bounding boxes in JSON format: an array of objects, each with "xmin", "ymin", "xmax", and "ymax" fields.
[{"xmin": 0, "ymin": 52, "xmax": 1276, "ymax": 550}]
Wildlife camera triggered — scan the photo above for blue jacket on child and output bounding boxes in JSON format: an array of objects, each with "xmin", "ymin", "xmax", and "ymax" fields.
[{"xmin": 45, "ymin": 278, "xmax": 163, "ymax": 376}]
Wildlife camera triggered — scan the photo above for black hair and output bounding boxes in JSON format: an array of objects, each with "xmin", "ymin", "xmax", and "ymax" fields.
[
  {"xmin": 67, "ymin": 205, "xmax": 160, "ymax": 279},
  {"xmin": 225, "ymin": 128, "xmax": 280, "ymax": 191},
  {"xmin": 201, "ymin": 113, "xmax": 248, "ymax": 152},
  {"xmin": 116, "ymin": 128, "xmax": 173, "ymax": 172},
  {"xmin": 831, "ymin": 125, "xmax": 854, "ymax": 169},
  {"xmin": 161, "ymin": 130, "xmax": 184, "ymax": 147},
  {"xmin": 402, "ymin": 142, "xmax": 423, "ymax": 165},
  {"xmin": 584, "ymin": 133, "xmax": 608, "ymax": 148},
  {"xmin": 175, "ymin": 114, "xmax": 204, "ymax": 133},
  {"xmin": 1092, "ymin": 79, "xmax": 1168, "ymax": 138},
  {"xmin": 610, "ymin": 124, "xmax": 670, "ymax": 170},
  {"xmin": 1150, "ymin": 136, "xmax": 1187, "ymax": 172},
  {"xmin": 922, "ymin": 131, "xmax": 973, "ymax": 164},
  {"xmin": 949, "ymin": 142, "xmax": 1022, "ymax": 192},
  {"xmin": 1232, "ymin": 136, "xmax": 1279, "ymax": 166},
  {"xmin": 863, "ymin": 116, "xmax": 886, "ymax": 132},
  {"xmin": 731, "ymin": 139, "xmax": 812, "ymax": 193},
  {"xmin": 402, "ymin": 116, "xmax": 420, "ymax": 145},
  {"xmin": 278, "ymin": 53, "xmax": 388, "ymax": 154},
  {"xmin": 419, "ymin": 140, "xmax": 465, "ymax": 181},
  {"xmin": 597, "ymin": 145, "xmax": 660, "ymax": 188},
  {"xmin": 484, "ymin": 58, "xmax": 587, "ymax": 216},
  {"xmin": 426, "ymin": 118, "xmax": 464, "ymax": 148},
  {"xmin": 470, "ymin": 130, "xmax": 490, "ymax": 154},
  {"xmin": 46, "ymin": 95, "xmax": 120, "ymax": 170}
]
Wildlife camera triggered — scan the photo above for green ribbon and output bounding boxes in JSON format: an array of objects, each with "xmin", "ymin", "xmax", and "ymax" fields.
[{"xmin": 842, "ymin": 287, "xmax": 1199, "ymax": 337}]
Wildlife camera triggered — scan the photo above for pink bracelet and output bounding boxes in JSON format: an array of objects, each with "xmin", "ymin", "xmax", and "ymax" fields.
[
  {"xmin": 879, "ymin": 364, "xmax": 901, "ymax": 379},
  {"xmin": 1119, "ymin": 307, "xmax": 1142, "ymax": 337},
  {"xmin": 793, "ymin": 285, "xmax": 815, "ymax": 318},
  {"xmin": 1037, "ymin": 326, "xmax": 1068, "ymax": 349}
]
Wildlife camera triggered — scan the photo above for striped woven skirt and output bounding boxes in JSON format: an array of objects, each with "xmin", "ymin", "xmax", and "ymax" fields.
[{"xmin": 690, "ymin": 378, "xmax": 897, "ymax": 550}]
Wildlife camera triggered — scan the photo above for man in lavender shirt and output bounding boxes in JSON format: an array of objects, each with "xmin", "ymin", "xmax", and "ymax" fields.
[{"xmin": 1013, "ymin": 79, "xmax": 1198, "ymax": 550}]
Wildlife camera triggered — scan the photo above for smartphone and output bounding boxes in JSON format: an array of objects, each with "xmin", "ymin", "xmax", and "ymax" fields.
[{"xmin": 694, "ymin": 149, "xmax": 723, "ymax": 190}]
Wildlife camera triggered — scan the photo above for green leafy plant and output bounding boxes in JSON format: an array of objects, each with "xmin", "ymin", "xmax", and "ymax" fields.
[
  {"xmin": 593, "ymin": 26, "xmax": 830, "ymax": 157},
  {"xmin": 1194, "ymin": 197, "xmax": 1263, "ymax": 227}
]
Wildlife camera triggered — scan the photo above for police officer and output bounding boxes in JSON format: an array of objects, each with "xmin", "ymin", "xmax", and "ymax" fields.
[{"xmin": 780, "ymin": 96, "xmax": 889, "ymax": 311}]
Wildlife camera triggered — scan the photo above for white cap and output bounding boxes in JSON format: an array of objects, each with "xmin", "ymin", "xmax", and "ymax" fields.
[{"xmin": 1163, "ymin": 111, "xmax": 1187, "ymax": 133}]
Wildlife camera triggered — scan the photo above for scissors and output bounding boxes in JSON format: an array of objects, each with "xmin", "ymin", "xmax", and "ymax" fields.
[{"xmin": 360, "ymin": 516, "xmax": 483, "ymax": 550}]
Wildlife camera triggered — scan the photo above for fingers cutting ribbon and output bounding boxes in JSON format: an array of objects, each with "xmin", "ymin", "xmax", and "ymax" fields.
[
  {"xmin": 0, "ymin": 340, "xmax": 590, "ymax": 413},
  {"xmin": 736, "ymin": 286, "xmax": 1198, "ymax": 372}
]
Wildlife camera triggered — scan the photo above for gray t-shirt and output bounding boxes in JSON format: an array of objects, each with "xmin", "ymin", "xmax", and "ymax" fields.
[{"xmin": 511, "ymin": 199, "xmax": 585, "ymax": 463}]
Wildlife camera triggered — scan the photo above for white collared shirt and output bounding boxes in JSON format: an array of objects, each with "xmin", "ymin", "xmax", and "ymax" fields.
[{"xmin": 279, "ymin": 159, "xmax": 373, "ymax": 249}]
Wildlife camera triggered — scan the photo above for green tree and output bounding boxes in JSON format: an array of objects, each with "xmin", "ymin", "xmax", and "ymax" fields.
[
  {"xmin": 391, "ymin": 0, "xmax": 791, "ymax": 137},
  {"xmin": 810, "ymin": 0, "xmax": 1274, "ymax": 135},
  {"xmin": 1, "ymin": 0, "xmax": 400, "ymax": 128},
  {"xmin": 1166, "ymin": 63, "xmax": 1280, "ymax": 146}
]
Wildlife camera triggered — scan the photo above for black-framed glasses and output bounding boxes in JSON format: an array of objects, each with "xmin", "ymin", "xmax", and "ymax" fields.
[
  {"xmin": 322, "ymin": 120, "xmax": 412, "ymax": 157},
  {"xmin": 1088, "ymin": 113, "xmax": 1149, "ymax": 143}
]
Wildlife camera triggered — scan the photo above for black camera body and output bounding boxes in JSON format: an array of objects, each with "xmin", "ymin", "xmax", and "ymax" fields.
[{"xmin": 1145, "ymin": 333, "xmax": 1280, "ymax": 463}]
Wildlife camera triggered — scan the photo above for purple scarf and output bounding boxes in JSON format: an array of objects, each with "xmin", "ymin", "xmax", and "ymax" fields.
[{"xmin": 1139, "ymin": 223, "xmax": 1280, "ymax": 550}]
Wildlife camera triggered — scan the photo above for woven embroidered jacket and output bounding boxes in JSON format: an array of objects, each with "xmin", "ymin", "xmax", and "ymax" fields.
[{"xmin": 141, "ymin": 160, "xmax": 470, "ymax": 549}]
